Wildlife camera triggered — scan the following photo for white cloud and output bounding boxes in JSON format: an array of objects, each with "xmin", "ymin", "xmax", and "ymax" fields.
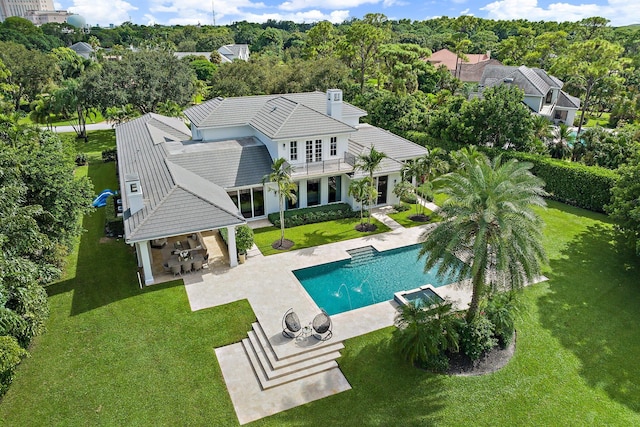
[
  {"xmin": 279, "ymin": 0, "xmax": 378, "ymax": 12},
  {"xmin": 68, "ymin": 0, "xmax": 138, "ymax": 26},
  {"xmin": 237, "ymin": 9, "xmax": 350, "ymax": 24},
  {"xmin": 481, "ymin": 0, "xmax": 640, "ymax": 27},
  {"xmin": 54, "ymin": 1, "xmax": 62, "ymax": 9}
]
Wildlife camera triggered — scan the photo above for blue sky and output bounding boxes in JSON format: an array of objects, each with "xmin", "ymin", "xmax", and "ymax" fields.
[{"xmin": 54, "ymin": 0, "xmax": 639, "ymax": 28}]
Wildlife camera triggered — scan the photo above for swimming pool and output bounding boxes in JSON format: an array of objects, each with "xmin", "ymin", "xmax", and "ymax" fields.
[{"xmin": 293, "ymin": 244, "xmax": 462, "ymax": 315}]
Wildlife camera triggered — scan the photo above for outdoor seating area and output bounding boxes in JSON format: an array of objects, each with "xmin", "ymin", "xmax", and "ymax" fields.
[
  {"xmin": 150, "ymin": 231, "xmax": 228, "ymax": 283},
  {"xmin": 282, "ymin": 308, "xmax": 333, "ymax": 342}
]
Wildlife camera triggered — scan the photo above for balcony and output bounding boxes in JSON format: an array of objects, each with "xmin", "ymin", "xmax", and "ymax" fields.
[{"xmin": 287, "ymin": 153, "xmax": 356, "ymax": 178}]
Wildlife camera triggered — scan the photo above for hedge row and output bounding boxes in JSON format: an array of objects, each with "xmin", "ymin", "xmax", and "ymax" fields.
[
  {"xmin": 403, "ymin": 131, "xmax": 618, "ymax": 213},
  {"xmin": 267, "ymin": 203, "xmax": 362, "ymax": 228},
  {"xmin": 489, "ymin": 150, "xmax": 618, "ymax": 213},
  {"xmin": 105, "ymin": 195, "xmax": 124, "ymax": 237}
]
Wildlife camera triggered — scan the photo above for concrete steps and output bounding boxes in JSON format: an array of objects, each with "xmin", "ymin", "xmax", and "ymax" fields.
[
  {"xmin": 346, "ymin": 245, "xmax": 378, "ymax": 268},
  {"xmin": 241, "ymin": 321, "xmax": 344, "ymax": 390}
]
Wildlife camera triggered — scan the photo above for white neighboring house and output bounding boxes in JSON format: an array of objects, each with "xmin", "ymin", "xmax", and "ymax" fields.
[
  {"xmin": 479, "ymin": 65, "xmax": 581, "ymax": 125},
  {"xmin": 217, "ymin": 44, "xmax": 250, "ymax": 63},
  {"xmin": 115, "ymin": 89, "xmax": 427, "ymax": 285}
]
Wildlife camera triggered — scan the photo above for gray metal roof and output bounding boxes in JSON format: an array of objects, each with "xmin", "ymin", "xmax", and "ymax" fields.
[
  {"xmin": 557, "ymin": 91, "xmax": 581, "ymax": 109},
  {"xmin": 348, "ymin": 124, "xmax": 428, "ymax": 177},
  {"xmin": 183, "ymin": 91, "xmax": 366, "ymax": 130},
  {"xmin": 116, "ymin": 113, "xmax": 245, "ymax": 243},
  {"xmin": 168, "ymin": 137, "xmax": 274, "ymax": 188},
  {"xmin": 480, "ymin": 65, "xmax": 566, "ymax": 98},
  {"xmin": 250, "ymin": 96, "xmax": 355, "ymax": 139}
]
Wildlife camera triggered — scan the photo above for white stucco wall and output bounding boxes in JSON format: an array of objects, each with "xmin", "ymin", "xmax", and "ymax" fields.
[{"xmin": 524, "ymin": 95, "xmax": 543, "ymax": 113}]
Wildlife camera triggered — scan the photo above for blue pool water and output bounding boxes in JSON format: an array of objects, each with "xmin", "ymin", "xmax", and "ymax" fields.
[{"xmin": 293, "ymin": 244, "xmax": 462, "ymax": 315}]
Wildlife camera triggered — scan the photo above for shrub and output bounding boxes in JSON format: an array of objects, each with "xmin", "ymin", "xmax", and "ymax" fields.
[
  {"xmin": 484, "ymin": 148, "xmax": 618, "ymax": 212},
  {"xmin": 401, "ymin": 193, "xmax": 417, "ymax": 204},
  {"xmin": 393, "ymin": 203, "xmax": 411, "ymax": 212},
  {"xmin": 104, "ymin": 195, "xmax": 124, "ymax": 237},
  {"xmin": 75, "ymin": 153, "xmax": 87, "ymax": 166},
  {"xmin": 459, "ymin": 314, "xmax": 497, "ymax": 361},
  {"xmin": 102, "ymin": 148, "xmax": 117, "ymax": 162},
  {"xmin": 0, "ymin": 335, "xmax": 28, "ymax": 397},
  {"xmin": 267, "ymin": 203, "xmax": 361, "ymax": 228},
  {"xmin": 219, "ymin": 228, "xmax": 229, "ymax": 245},
  {"xmin": 485, "ymin": 293, "xmax": 518, "ymax": 348},
  {"xmin": 235, "ymin": 225, "xmax": 254, "ymax": 254}
]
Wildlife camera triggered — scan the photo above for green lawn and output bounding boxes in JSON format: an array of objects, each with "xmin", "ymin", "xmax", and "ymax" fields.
[
  {"xmin": 387, "ymin": 203, "xmax": 442, "ymax": 228},
  {"xmin": 1, "ymin": 135, "xmax": 639, "ymax": 425},
  {"xmin": 19, "ymin": 109, "xmax": 105, "ymax": 127},
  {"xmin": 584, "ymin": 112, "xmax": 612, "ymax": 128},
  {"xmin": 253, "ymin": 218, "xmax": 391, "ymax": 256}
]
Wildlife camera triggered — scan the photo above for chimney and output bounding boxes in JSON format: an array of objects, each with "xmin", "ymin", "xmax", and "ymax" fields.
[
  {"xmin": 326, "ymin": 89, "xmax": 343, "ymax": 121},
  {"xmin": 124, "ymin": 173, "xmax": 144, "ymax": 215}
]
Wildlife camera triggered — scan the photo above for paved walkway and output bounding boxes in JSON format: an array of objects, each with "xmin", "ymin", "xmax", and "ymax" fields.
[{"xmin": 45, "ymin": 122, "xmax": 114, "ymax": 133}]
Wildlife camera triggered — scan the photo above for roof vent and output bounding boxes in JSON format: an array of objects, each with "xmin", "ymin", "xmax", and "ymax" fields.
[{"xmin": 503, "ymin": 77, "xmax": 514, "ymax": 83}]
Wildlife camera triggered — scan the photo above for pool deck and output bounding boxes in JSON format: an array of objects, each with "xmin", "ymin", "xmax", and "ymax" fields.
[{"xmin": 181, "ymin": 206, "xmax": 488, "ymax": 424}]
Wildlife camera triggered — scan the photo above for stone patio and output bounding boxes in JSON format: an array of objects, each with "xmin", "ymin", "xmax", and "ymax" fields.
[{"xmin": 180, "ymin": 207, "xmax": 482, "ymax": 424}]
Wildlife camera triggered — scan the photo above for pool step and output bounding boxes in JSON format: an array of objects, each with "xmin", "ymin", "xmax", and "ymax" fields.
[{"xmin": 346, "ymin": 246, "xmax": 378, "ymax": 268}]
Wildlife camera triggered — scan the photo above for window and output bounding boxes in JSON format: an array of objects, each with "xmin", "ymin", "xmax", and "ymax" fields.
[
  {"xmin": 328, "ymin": 176, "xmax": 341, "ymax": 203},
  {"xmin": 228, "ymin": 187, "xmax": 265, "ymax": 218},
  {"xmin": 315, "ymin": 139, "xmax": 322, "ymax": 162},
  {"xmin": 330, "ymin": 137, "xmax": 337, "ymax": 156},
  {"xmin": 290, "ymin": 141, "xmax": 297, "ymax": 161},
  {"xmin": 307, "ymin": 179, "xmax": 320, "ymax": 206},
  {"xmin": 306, "ymin": 140, "xmax": 313, "ymax": 163}
]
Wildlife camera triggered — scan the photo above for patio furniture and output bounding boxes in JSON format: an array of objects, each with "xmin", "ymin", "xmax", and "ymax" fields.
[
  {"xmin": 162, "ymin": 262, "xmax": 171, "ymax": 273},
  {"xmin": 282, "ymin": 308, "xmax": 302, "ymax": 339},
  {"xmin": 312, "ymin": 309, "xmax": 333, "ymax": 341},
  {"xmin": 170, "ymin": 264, "xmax": 181, "ymax": 277},
  {"xmin": 182, "ymin": 260, "xmax": 193, "ymax": 274},
  {"xmin": 192, "ymin": 259, "xmax": 203, "ymax": 271}
]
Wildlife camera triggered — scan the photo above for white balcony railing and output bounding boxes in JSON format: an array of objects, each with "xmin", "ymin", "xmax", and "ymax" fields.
[{"xmin": 287, "ymin": 152, "xmax": 356, "ymax": 177}]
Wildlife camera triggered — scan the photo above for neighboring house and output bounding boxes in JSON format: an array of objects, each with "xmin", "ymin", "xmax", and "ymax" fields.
[
  {"xmin": 479, "ymin": 64, "xmax": 581, "ymax": 125},
  {"xmin": 217, "ymin": 44, "xmax": 250, "ymax": 63},
  {"xmin": 116, "ymin": 89, "xmax": 427, "ymax": 284},
  {"xmin": 69, "ymin": 41, "xmax": 94, "ymax": 60},
  {"xmin": 425, "ymin": 48, "xmax": 500, "ymax": 82},
  {"xmin": 173, "ymin": 45, "xmax": 250, "ymax": 63}
]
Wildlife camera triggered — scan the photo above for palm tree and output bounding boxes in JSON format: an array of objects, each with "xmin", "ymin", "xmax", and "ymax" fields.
[
  {"xmin": 263, "ymin": 158, "xmax": 297, "ymax": 248},
  {"xmin": 549, "ymin": 123, "xmax": 575, "ymax": 160},
  {"xmin": 419, "ymin": 154, "xmax": 547, "ymax": 322},
  {"xmin": 402, "ymin": 148, "xmax": 448, "ymax": 215},
  {"xmin": 348, "ymin": 178, "xmax": 377, "ymax": 228},
  {"xmin": 355, "ymin": 146, "xmax": 386, "ymax": 225},
  {"xmin": 393, "ymin": 299, "xmax": 461, "ymax": 367},
  {"xmin": 449, "ymin": 145, "xmax": 483, "ymax": 172},
  {"xmin": 531, "ymin": 115, "xmax": 554, "ymax": 151}
]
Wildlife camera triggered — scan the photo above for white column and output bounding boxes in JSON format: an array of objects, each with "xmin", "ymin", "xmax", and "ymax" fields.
[
  {"xmin": 320, "ymin": 176, "xmax": 329, "ymax": 205},
  {"xmin": 227, "ymin": 225, "xmax": 238, "ymax": 267},
  {"xmin": 136, "ymin": 241, "xmax": 155, "ymax": 285},
  {"xmin": 299, "ymin": 179, "xmax": 307, "ymax": 208}
]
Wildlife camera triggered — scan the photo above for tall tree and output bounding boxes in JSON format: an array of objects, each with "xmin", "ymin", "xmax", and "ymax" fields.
[
  {"xmin": 355, "ymin": 146, "xmax": 387, "ymax": 225},
  {"xmin": 338, "ymin": 16, "xmax": 390, "ymax": 93},
  {"xmin": 419, "ymin": 154, "xmax": 547, "ymax": 321},
  {"xmin": 0, "ymin": 41, "xmax": 57, "ymax": 110},
  {"xmin": 552, "ymin": 38, "xmax": 626, "ymax": 135},
  {"xmin": 263, "ymin": 158, "xmax": 297, "ymax": 249}
]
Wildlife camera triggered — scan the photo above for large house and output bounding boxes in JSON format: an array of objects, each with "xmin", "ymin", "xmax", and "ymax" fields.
[
  {"xmin": 425, "ymin": 48, "xmax": 502, "ymax": 82},
  {"xmin": 116, "ymin": 90, "xmax": 428, "ymax": 285},
  {"xmin": 479, "ymin": 64, "xmax": 581, "ymax": 125}
]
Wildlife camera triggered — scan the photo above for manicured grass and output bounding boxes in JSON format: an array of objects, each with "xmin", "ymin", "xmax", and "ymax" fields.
[
  {"xmin": 60, "ymin": 130, "xmax": 116, "ymax": 162},
  {"xmin": 2, "ymin": 135, "xmax": 639, "ymax": 425},
  {"xmin": 584, "ymin": 112, "xmax": 612, "ymax": 128},
  {"xmin": 20, "ymin": 109, "xmax": 105, "ymax": 127},
  {"xmin": 253, "ymin": 218, "xmax": 391, "ymax": 256},
  {"xmin": 387, "ymin": 203, "xmax": 442, "ymax": 228}
]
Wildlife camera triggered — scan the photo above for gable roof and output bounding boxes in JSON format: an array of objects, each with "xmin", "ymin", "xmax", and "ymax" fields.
[
  {"xmin": 458, "ymin": 58, "xmax": 503, "ymax": 82},
  {"xmin": 557, "ymin": 91, "xmax": 581, "ymax": 109},
  {"xmin": 184, "ymin": 91, "xmax": 366, "ymax": 131},
  {"xmin": 348, "ymin": 124, "xmax": 428, "ymax": 177},
  {"xmin": 116, "ymin": 113, "xmax": 245, "ymax": 243},
  {"xmin": 480, "ymin": 65, "xmax": 564, "ymax": 97}
]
